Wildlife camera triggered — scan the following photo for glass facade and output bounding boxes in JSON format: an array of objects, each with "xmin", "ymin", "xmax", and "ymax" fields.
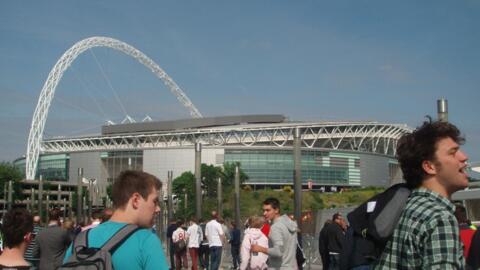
[
  {"xmin": 14, "ymin": 154, "xmax": 69, "ymax": 181},
  {"xmin": 224, "ymin": 149, "xmax": 360, "ymax": 186},
  {"xmin": 101, "ymin": 151, "xmax": 143, "ymax": 183}
]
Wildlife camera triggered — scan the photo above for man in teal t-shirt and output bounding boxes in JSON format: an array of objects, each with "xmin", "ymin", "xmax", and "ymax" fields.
[{"xmin": 64, "ymin": 170, "xmax": 169, "ymax": 270}]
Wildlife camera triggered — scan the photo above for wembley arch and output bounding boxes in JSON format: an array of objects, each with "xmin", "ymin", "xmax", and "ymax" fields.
[{"xmin": 26, "ymin": 36, "xmax": 203, "ymax": 180}]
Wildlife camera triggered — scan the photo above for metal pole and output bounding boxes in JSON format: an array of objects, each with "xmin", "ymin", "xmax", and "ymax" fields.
[
  {"xmin": 234, "ymin": 165, "xmax": 241, "ymax": 228},
  {"xmin": 83, "ymin": 195, "xmax": 87, "ymax": 223},
  {"xmin": 88, "ymin": 180, "xmax": 92, "ymax": 221},
  {"xmin": 46, "ymin": 195, "xmax": 50, "ymax": 214},
  {"xmin": 63, "ymin": 198, "xmax": 67, "ymax": 220},
  {"xmin": 31, "ymin": 188, "xmax": 35, "ymax": 212},
  {"xmin": 217, "ymin": 177, "xmax": 223, "ymax": 218},
  {"xmin": 39, "ymin": 175, "xmax": 44, "ymax": 222},
  {"xmin": 57, "ymin": 184, "xmax": 62, "ymax": 207},
  {"xmin": 7, "ymin": 180, "xmax": 13, "ymax": 210},
  {"xmin": 437, "ymin": 98, "xmax": 448, "ymax": 122},
  {"xmin": 184, "ymin": 191, "xmax": 188, "ymax": 221},
  {"xmin": 77, "ymin": 168, "xmax": 83, "ymax": 224},
  {"xmin": 167, "ymin": 171, "xmax": 173, "ymax": 223},
  {"xmin": 293, "ymin": 127, "xmax": 302, "ymax": 229},
  {"xmin": 68, "ymin": 192, "xmax": 73, "ymax": 220},
  {"xmin": 157, "ymin": 187, "xmax": 164, "ymax": 240},
  {"xmin": 194, "ymin": 143, "xmax": 202, "ymax": 220}
]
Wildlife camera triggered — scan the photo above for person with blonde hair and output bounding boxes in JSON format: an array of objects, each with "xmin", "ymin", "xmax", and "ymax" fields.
[{"xmin": 240, "ymin": 216, "xmax": 268, "ymax": 270}]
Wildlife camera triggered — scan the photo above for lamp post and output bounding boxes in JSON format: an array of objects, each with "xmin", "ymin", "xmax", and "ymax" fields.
[
  {"xmin": 293, "ymin": 127, "xmax": 302, "ymax": 227},
  {"xmin": 77, "ymin": 168, "xmax": 83, "ymax": 224},
  {"xmin": 234, "ymin": 165, "xmax": 241, "ymax": 228},
  {"xmin": 82, "ymin": 177, "xmax": 97, "ymax": 221},
  {"xmin": 167, "ymin": 171, "xmax": 173, "ymax": 223},
  {"xmin": 217, "ymin": 177, "xmax": 222, "ymax": 218},
  {"xmin": 194, "ymin": 143, "xmax": 202, "ymax": 220}
]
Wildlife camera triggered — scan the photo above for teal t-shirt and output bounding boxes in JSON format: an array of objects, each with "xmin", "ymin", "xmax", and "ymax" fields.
[{"xmin": 64, "ymin": 221, "xmax": 168, "ymax": 270}]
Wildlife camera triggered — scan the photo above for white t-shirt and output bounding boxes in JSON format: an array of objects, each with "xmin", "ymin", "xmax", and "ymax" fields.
[
  {"xmin": 186, "ymin": 223, "xmax": 203, "ymax": 248},
  {"xmin": 172, "ymin": 227, "xmax": 186, "ymax": 243},
  {"xmin": 205, "ymin": 219, "xmax": 224, "ymax": 247}
]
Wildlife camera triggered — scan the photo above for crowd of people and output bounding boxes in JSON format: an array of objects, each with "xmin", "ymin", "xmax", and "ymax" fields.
[
  {"xmin": 167, "ymin": 197, "xmax": 301, "ymax": 270},
  {"xmin": 0, "ymin": 120, "xmax": 479, "ymax": 270}
]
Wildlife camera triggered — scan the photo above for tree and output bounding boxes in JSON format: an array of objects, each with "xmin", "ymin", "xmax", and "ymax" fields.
[
  {"xmin": 172, "ymin": 171, "xmax": 196, "ymax": 219},
  {"xmin": 221, "ymin": 162, "xmax": 249, "ymax": 186},
  {"xmin": 200, "ymin": 164, "xmax": 222, "ymax": 198},
  {"xmin": 0, "ymin": 162, "xmax": 24, "ymax": 202},
  {"xmin": 171, "ymin": 162, "xmax": 249, "ymax": 219}
]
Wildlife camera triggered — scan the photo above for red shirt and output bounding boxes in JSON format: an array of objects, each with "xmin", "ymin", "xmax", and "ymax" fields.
[
  {"xmin": 460, "ymin": 225, "xmax": 476, "ymax": 259},
  {"xmin": 261, "ymin": 223, "xmax": 270, "ymax": 237}
]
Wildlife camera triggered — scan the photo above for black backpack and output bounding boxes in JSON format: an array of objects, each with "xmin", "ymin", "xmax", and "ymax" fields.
[
  {"xmin": 58, "ymin": 224, "xmax": 140, "ymax": 270},
  {"xmin": 339, "ymin": 183, "xmax": 411, "ymax": 270}
]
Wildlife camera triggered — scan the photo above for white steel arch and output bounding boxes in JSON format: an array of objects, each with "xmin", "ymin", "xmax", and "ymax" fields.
[{"xmin": 26, "ymin": 36, "xmax": 203, "ymax": 179}]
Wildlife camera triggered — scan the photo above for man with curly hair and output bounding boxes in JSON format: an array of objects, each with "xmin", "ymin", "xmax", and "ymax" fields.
[{"xmin": 375, "ymin": 120, "xmax": 469, "ymax": 269}]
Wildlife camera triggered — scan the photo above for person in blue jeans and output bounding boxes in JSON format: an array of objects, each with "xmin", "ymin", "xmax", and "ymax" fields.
[
  {"xmin": 198, "ymin": 219, "xmax": 210, "ymax": 270},
  {"xmin": 229, "ymin": 222, "xmax": 241, "ymax": 269},
  {"xmin": 205, "ymin": 211, "xmax": 225, "ymax": 270}
]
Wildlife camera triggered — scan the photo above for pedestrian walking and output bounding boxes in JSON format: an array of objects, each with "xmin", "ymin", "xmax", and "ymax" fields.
[
  {"xmin": 251, "ymin": 197, "xmax": 298, "ymax": 269},
  {"xmin": 198, "ymin": 219, "xmax": 210, "ymax": 270},
  {"xmin": 229, "ymin": 221, "xmax": 241, "ymax": 270},
  {"xmin": 240, "ymin": 216, "xmax": 268, "ymax": 270},
  {"xmin": 173, "ymin": 220, "xmax": 188, "ymax": 270},
  {"xmin": 186, "ymin": 217, "xmax": 202, "ymax": 270},
  {"xmin": 205, "ymin": 211, "xmax": 225, "ymax": 270}
]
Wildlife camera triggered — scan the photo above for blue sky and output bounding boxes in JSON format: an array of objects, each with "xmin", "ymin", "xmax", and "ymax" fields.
[{"xmin": 0, "ymin": 1, "xmax": 479, "ymax": 164}]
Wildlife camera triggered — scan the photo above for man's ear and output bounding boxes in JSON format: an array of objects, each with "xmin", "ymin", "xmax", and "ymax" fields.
[
  {"xmin": 131, "ymin": 192, "xmax": 141, "ymax": 209},
  {"xmin": 422, "ymin": 160, "xmax": 437, "ymax": 175}
]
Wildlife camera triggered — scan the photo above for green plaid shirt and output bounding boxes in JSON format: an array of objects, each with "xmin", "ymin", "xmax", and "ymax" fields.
[{"xmin": 374, "ymin": 188, "xmax": 464, "ymax": 270}]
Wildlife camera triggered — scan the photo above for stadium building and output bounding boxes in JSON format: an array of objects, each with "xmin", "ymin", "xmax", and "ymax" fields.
[
  {"xmin": 10, "ymin": 37, "xmax": 413, "ymax": 204},
  {"xmin": 15, "ymin": 114, "xmax": 411, "ymax": 199}
]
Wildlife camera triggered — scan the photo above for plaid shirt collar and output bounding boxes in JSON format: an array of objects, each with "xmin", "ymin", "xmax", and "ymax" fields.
[{"xmin": 411, "ymin": 187, "xmax": 455, "ymax": 214}]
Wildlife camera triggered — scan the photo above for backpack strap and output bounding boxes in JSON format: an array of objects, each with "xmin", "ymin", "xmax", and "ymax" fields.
[
  {"xmin": 100, "ymin": 224, "xmax": 140, "ymax": 253},
  {"xmin": 71, "ymin": 229, "xmax": 90, "ymax": 256}
]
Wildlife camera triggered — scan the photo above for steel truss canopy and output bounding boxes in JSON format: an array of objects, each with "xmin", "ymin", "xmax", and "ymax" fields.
[{"xmin": 41, "ymin": 121, "xmax": 412, "ymax": 156}]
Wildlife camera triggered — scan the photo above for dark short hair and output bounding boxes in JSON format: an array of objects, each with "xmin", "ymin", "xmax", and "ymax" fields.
[
  {"xmin": 176, "ymin": 219, "xmax": 184, "ymax": 227},
  {"xmin": 92, "ymin": 209, "xmax": 102, "ymax": 220},
  {"xmin": 332, "ymin": 213, "xmax": 342, "ymax": 221},
  {"xmin": 1, "ymin": 208, "xmax": 33, "ymax": 248},
  {"xmin": 263, "ymin": 197, "xmax": 280, "ymax": 210},
  {"xmin": 49, "ymin": 208, "xmax": 61, "ymax": 221},
  {"xmin": 396, "ymin": 120, "xmax": 464, "ymax": 188},
  {"xmin": 112, "ymin": 170, "xmax": 162, "ymax": 209},
  {"xmin": 454, "ymin": 204, "xmax": 468, "ymax": 224},
  {"xmin": 101, "ymin": 208, "xmax": 113, "ymax": 222}
]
